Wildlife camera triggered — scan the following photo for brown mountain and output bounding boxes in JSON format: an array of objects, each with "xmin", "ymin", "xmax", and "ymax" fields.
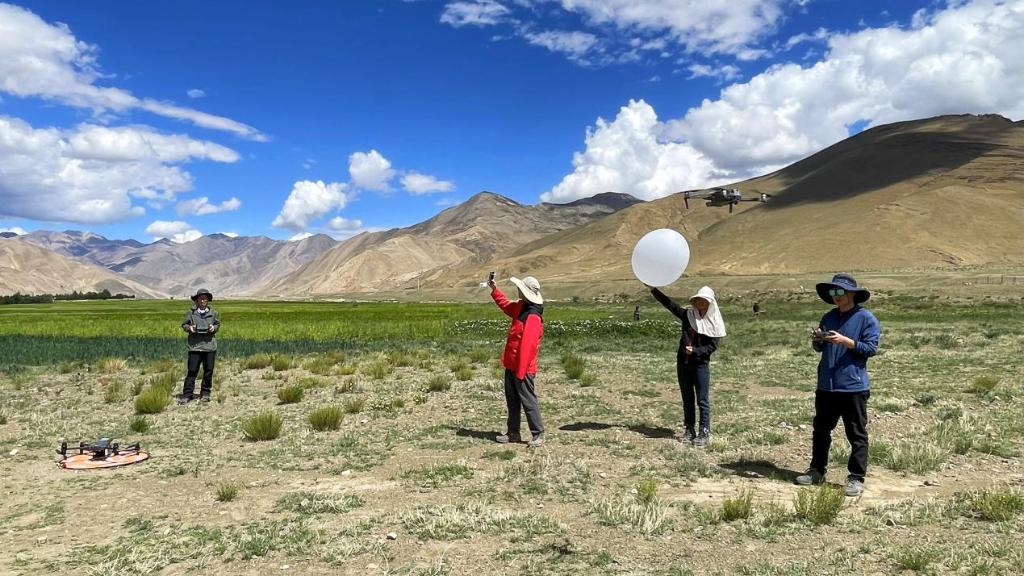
[
  {"xmin": 17, "ymin": 231, "xmax": 338, "ymax": 297},
  {"xmin": 258, "ymin": 191, "xmax": 642, "ymax": 295},
  {"xmin": 427, "ymin": 114, "xmax": 1022, "ymax": 288},
  {"xmin": 0, "ymin": 238, "xmax": 166, "ymax": 298}
]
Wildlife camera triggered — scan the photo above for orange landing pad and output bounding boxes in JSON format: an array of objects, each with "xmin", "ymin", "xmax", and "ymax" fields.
[{"xmin": 59, "ymin": 451, "xmax": 150, "ymax": 470}]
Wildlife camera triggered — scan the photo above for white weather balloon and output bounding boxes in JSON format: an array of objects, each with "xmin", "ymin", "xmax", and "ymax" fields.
[{"xmin": 631, "ymin": 229, "xmax": 690, "ymax": 287}]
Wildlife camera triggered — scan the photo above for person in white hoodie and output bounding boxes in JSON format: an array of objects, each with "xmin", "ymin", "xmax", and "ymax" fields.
[{"xmin": 649, "ymin": 285, "xmax": 726, "ymax": 447}]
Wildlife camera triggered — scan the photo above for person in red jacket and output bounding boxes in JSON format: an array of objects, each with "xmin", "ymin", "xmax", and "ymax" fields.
[{"xmin": 489, "ymin": 275, "xmax": 546, "ymax": 448}]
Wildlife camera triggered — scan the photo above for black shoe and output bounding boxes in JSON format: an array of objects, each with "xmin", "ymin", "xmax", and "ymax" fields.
[
  {"xmin": 177, "ymin": 394, "xmax": 195, "ymax": 405},
  {"xmin": 199, "ymin": 394, "xmax": 211, "ymax": 403},
  {"xmin": 694, "ymin": 428, "xmax": 710, "ymax": 448},
  {"xmin": 677, "ymin": 426, "xmax": 697, "ymax": 444}
]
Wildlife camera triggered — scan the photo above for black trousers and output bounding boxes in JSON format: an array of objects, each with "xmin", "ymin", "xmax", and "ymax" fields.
[
  {"xmin": 504, "ymin": 369, "xmax": 544, "ymax": 437},
  {"xmin": 182, "ymin": 351, "xmax": 216, "ymax": 397},
  {"xmin": 677, "ymin": 361, "xmax": 711, "ymax": 431},
  {"xmin": 810, "ymin": 390, "xmax": 870, "ymax": 480}
]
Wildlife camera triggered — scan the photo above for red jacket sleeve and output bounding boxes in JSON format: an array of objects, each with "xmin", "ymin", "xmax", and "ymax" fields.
[
  {"xmin": 491, "ymin": 288, "xmax": 518, "ymax": 318},
  {"xmin": 516, "ymin": 314, "xmax": 542, "ymax": 379}
]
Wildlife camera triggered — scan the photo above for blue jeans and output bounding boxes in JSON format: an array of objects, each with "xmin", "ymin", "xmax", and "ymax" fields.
[{"xmin": 677, "ymin": 362, "xmax": 710, "ymax": 431}]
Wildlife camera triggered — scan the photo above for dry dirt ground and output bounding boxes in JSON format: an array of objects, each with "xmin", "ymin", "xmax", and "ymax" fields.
[{"xmin": 1, "ymin": 309, "xmax": 1022, "ymax": 575}]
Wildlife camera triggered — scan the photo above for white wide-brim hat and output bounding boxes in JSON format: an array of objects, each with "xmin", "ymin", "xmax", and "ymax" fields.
[{"xmin": 510, "ymin": 276, "xmax": 543, "ymax": 305}]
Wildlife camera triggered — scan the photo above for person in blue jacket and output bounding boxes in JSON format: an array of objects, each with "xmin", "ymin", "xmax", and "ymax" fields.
[{"xmin": 796, "ymin": 273, "xmax": 880, "ymax": 497}]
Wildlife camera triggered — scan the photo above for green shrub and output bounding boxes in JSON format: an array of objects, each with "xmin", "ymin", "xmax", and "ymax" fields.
[
  {"xmin": 128, "ymin": 416, "xmax": 150, "ymax": 434},
  {"xmin": 147, "ymin": 358, "xmax": 177, "ymax": 374},
  {"xmin": 454, "ymin": 365, "xmax": 474, "ymax": 381},
  {"xmin": 561, "ymin": 353, "xmax": 585, "ymax": 380},
  {"xmin": 243, "ymin": 353, "xmax": 273, "ymax": 370},
  {"xmin": 425, "ymin": 375, "xmax": 452, "ymax": 393},
  {"xmin": 972, "ymin": 488, "xmax": 1024, "ymax": 521},
  {"xmin": 336, "ymin": 378, "xmax": 358, "ymax": 394},
  {"xmin": 449, "ymin": 358, "xmax": 470, "ymax": 373},
  {"xmin": 303, "ymin": 357, "xmax": 335, "ymax": 375},
  {"xmin": 308, "ymin": 405, "xmax": 344, "ymax": 431},
  {"xmin": 104, "ymin": 380, "xmax": 127, "ymax": 404},
  {"xmin": 271, "ymin": 355, "xmax": 293, "ymax": 372},
  {"xmin": 579, "ymin": 373, "xmax": 597, "ymax": 387},
  {"xmin": 297, "ymin": 376, "xmax": 329, "ymax": 389},
  {"xmin": 892, "ymin": 547, "xmax": 942, "ymax": 572},
  {"xmin": 58, "ymin": 361, "xmax": 81, "ymax": 374},
  {"xmin": 149, "ymin": 372, "xmax": 178, "ymax": 396},
  {"xmin": 364, "ymin": 360, "xmax": 392, "ymax": 380},
  {"xmin": 277, "ymin": 386, "xmax": 304, "ymax": 404},
  {"xmin": 387, "ymin": 351, "xmax": 415, "ymax": 368},
  {"xmin": 468, "ymin": 348, "xmax": 491, "ymax": 364},
  {"xmin": 97, "ymin": 357, "xmax": 128, "ymax": 374},
  {"xmin": 722, "ymin": 490, "xmax": 755, "ymax": 521},
  {"xmin": 335, "ymin": 364, "xmax": 357, "ymax": 376},
  {"xmin": 243, "ymin": 412, "xmax": 283, "ymax": 441},
  {"xmin": 275, "ymin": 491, "xmax": 363, "ymax": 515},
  {"xmin": 968, "ymin": 375, "xmax": 999, "ymax": 395},
  {"xmin": 134, "ymin": 387, "xmax": 171, "ymax": 414},
  {"xmin": 131, "ymin": 380, "xmax": 145, "ymax": 396},
  {"xmin": 794, "ymin": 485, "xmax": 845, "ymax": 525},
  {"xmin": 635, "ymin": 479, "xmax": 659, "ymax": 506},
  {"xmin": 872, "ymin": 440, "xmax": 947, "ymax": 474},
  {"xmin": 215, "ymin": 482, "xmax": 239, "ymax": 502},
  {"xmin": 402, "ymin": 461, "xmax": 474, "ymax": 489},
  {"xmin": 343, "ymin": 397, "xmax": 365, "ymax": 414}
]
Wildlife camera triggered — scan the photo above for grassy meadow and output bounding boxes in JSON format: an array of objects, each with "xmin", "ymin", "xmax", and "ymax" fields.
[{"xmin": 0, "ymin": 288, "xmax": 1022, "ymax": 575}]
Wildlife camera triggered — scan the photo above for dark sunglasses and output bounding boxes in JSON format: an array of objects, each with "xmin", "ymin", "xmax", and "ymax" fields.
[{"xmin": 828, "ymin": 288, "xmax": 846, "ymax": 297}]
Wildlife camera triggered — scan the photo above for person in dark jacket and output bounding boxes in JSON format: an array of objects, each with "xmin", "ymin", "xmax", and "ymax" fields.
[
  {"xmin": 796, "ymin": 273, "xmax": 881, "ymax": 497},
  {"xmin": 178, "ymin": 288, "xmax": 220, "ymax": 404},
  {"xmin": 649, "ymin": 284, "xmax": 726, "ymax": 447},
  {"xmin": 489, "ymin": 275, "xmax": 546, "ymax": 448}
]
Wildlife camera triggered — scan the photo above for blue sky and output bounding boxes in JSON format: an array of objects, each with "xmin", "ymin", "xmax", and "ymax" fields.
[{"xmin": 0, "ymin": 0, "xmax": 1021, "ymax": 243}]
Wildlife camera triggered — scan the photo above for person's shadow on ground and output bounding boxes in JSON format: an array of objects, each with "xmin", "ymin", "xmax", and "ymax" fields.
[
  {"xmin": 719, "ymin": 459, "xmax": 802, "ymax": 482},
  {"xmin": 559, "ymin": 421, "xmax": 675, "ymax": 439},
  {"xmin": 455, "ymin": 428, "xmax": 499, "ymax": 442}
]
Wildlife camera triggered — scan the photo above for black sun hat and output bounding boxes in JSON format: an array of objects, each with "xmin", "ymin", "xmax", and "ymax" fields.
[
  {"xmin": 190, "ymin": 288, "xmax": 214, "ymax": 302},
  {"xmin": 815, "ymin": 273, "xmax": 870, "ymax": 304}
]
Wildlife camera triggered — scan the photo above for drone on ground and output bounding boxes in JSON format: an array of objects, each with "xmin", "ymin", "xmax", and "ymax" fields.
[
  {"xmin": 683, "ymin": 187, "xmax": 772, "ymax": 213},
  {"xmin": 56, "ymin": 437, "xmax": 149, "ymax": 469}
]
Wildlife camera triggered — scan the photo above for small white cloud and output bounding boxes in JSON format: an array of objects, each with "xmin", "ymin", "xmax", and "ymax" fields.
[
  {"xmin": 175, "ymin": 196, "xmax": 242, "ymax": 216},
  {"xmin": 784, "ymin": 27, "xmax": 829, "ymax": 51},
  {"xmin": 522, "ymin": 29, "xmax": 599, "ymax": 60},
  {"xmin": 288, "ymin": 232, "xmax": 314, "ymax": 242},
  {"xmin": 186, "ymin": 88, "xmax": 205, "ymax": 99},
  {"xmin": 302, "ymin": 158, "xmax": 316, "ymax": 169},
  {"xmin": 649, "ymin": 75, "xmax": 661, "ymax": 82},
  {"xmin": 440, "ymin": 0, "xmax": 510, "ymax": 27},
  {"xmin": 349, "ymin": 150, "xmax": 396, "ymax": 192},
  {"xmin": 327, "ymin": 216, "xmax": 364, "ymax": 231},
  {"xmin": 271, "ymin": 180, "xmax": 350, "ymax": 232},
  {"xmin": 145, "ymin": 220, "xmax": 201, "ymax": 243},
  {"xmin": 401, "ymin": 172, "xmax": 456, "ymax": 194},
  {"xmin": 0, "ymin": 226, "xmax": 27, "ymax": 235},
  {"xmin": 686, "ymin": 63, "xmax": 741, "ymax": 82}
]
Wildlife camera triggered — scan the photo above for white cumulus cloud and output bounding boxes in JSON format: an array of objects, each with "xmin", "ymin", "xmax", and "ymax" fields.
[
  {"xmin": 186, "ymin": 88, "xmax": 205, "ymax": 98},
  {"xmin": 547, "ymin": 0, "xmax": 1024, "ymax": 202},
  {"xmin": 542, "ymin": 100, "xmax": 729, "ymax": 203},
  {"xmin": 401, "ymin": 172, "xmax": 456, "ymax": 194},
  {"xmin": 349, "ymin": 150, "xmax": 396, "ymax": 192},
  {"xmin": 145, "ymin": 220, "xmax": 201, "ymax": 243},
  {"xmin": 176, "ymin": 196, "xmax": 242, "ymax": 216},
  {"xmin": 0, "ymin": 4, "xmax": 265, "ymax": 140},
  {"xmin": 0, "ymin": 116, "xmax": 245, "ymax": 224},
  {"xmin": 522, "ymin": 29, "xmax": 599, "ymax": 60},
  {"xmin": 0, "ymin": 226, "xmax": 27, "ymax": 235},
  {"xmin": 271, "ymin": 180, "xmax": 350, "ymax": 232}
]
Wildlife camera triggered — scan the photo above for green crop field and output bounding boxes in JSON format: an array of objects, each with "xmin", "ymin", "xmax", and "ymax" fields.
[{"xmin": 0, "ymin": 291, "xmax": 1022, "ymax": 574}]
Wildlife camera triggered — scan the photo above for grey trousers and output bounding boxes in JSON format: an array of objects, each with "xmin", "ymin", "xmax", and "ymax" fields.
[{"xmin": 504, "ymin": 369, "xmax": 544, "ymax": 437}]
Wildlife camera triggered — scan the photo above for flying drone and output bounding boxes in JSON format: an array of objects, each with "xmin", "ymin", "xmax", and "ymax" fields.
[
  {"xmin": 56, "ymin": 437, "xmax": 149, "ymax": 470},
  {"xmin": 683, "ymin": 187, "xmax": 772, "ymax": 213}
]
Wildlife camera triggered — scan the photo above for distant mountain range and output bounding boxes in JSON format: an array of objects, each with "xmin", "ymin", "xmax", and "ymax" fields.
[{"xmin": 1, "ymin": 114, "xmax": 1020, "ymax": 298}]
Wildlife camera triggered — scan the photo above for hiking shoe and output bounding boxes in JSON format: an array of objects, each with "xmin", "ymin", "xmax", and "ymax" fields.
[
  {"xmin": 795, "ymin": 468, "xmax": 826, "ymax": 485},
  {"xmin": 495, "ymin": 431, "xmax": 522, "ymax": 444},
  {"xmin": 527, "ymin": 433, "xmax": 545, "ymax": 448},
  {"xmin": 844, "ymin": 476, "xmax": 864, "ymax": 497},
  {"xmin": 199, "ymin": 395, "xmax": 211, "ymax": 403},
  {"xmin": 677, "ymin": 426, "xmax": 697, "ymax": 444},
  {"xmin": 693, "ymin": 428, "xmax": 710, "ymax": 448},
  {"xmin": 176, "ymin": 394, "xmax": 195, "ymax": 405}
]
